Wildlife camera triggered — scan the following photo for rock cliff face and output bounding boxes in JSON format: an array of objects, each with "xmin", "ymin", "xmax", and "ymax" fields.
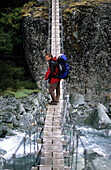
[
  {"xmin": 63, "ymin": 0, "xmax": 111, "ymax": 102},
  {"xmin": 22, "ymin": 0, "xmax": 111, "ymax": 103},
  {"xmin": 23, "ymin": 16, "xmax": 48, "ymax": 84},
  {"xmin": 22, "ymin": 1, "xmax": 48, "ymax": 87}
]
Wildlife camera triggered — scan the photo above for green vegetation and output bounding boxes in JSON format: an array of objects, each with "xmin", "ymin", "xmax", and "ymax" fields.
[
  {"xmin": 0, "ymin": 61, "xmax": 38, "ymax": 95},
  {"xmin": 0, "ymin": 8, "xmax": 22, "ymax": 55},
  {"xmin": 0, "ymin": 0, "xmax": 48, "ymax": 56},
  {"xmin": 0, "ymin": 1, "xmax": 37, "ymax": 56},
  {"xmin": 0, "ymin": 0, "xmax": 40, "ymax": 97},
  {"xmin": 0, "ymin": 0, "xmax": 30, "ymax": 10},
  {"xmin": 3, "ymin": 89, "xmax": 41, "ymax": 98}
]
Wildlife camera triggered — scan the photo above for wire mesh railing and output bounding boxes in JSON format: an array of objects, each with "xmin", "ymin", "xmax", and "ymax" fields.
[
  {"xmin": 3, "ymin": 127, "xmax": 43, "ymax": 169},
  {"xmin": 61, "ymin": 81, "xmax": 97, "ymax": 170},
  {"xmin": 60, "ymin": 0, "xmax": 64, "ymax": 54},
  {"xmin": 2, "ymin": 80, "xmax": 48, "ymax": 170},
  {"xmin": 47, "ymin": 0, "xmax": 52, "ymax": 53}
]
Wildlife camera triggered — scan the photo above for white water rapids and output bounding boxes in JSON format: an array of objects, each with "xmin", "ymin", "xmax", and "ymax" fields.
[
  {"xmin": 0, "ymin": 130, "xmax": 40, "ymax": 160},
  {"xmin": 76, "ymin": 125, "xmax": 111, "ymax": 160}
]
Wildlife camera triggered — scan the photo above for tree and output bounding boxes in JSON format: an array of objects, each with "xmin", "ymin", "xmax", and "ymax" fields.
[
  {"xmin": 0, "ymin": 8, "xmax": 22, "ymax": 55},
  {"xmin": 0, "ymin": 0, "xmax": 30, "ymax": 9}
]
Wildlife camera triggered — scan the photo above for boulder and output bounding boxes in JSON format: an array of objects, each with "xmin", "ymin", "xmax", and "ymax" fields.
[
  {"xmin": 69, "ymin": 93, "xmax": 85, "ymax": 106},
  {"xmin": 2, "ymin": 112, "xmax": 13, "ymax": 123},
  {"xmin": 18, "ymin": 112, "xmax": 35, "ymax": 130},
  {"xmin": 85, "ymin": 103, "xmax": 111, "ymax": 129},
  {"xmin": 0, "ymin": 123, "xmax": 7, "ymax": 137}
]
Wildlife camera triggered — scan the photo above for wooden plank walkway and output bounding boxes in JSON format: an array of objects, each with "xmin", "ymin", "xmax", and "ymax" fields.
[
  {"xmin": 39, "ymin": 80, "xmax": 64, "ymax": 170},
  {"xmin": 35, "ymin": 81, "xmax": 70, "ymax": 170},
  {"xmin": 31, "ymin": 81, "xmax": 70, "ymax": 169},
  {"xmin": 51, "ymin": 0, "xmax": 60, "ymax": 57}
]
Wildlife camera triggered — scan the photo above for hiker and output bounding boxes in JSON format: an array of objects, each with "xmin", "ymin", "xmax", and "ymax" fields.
[{"xmin": 44, "ymin": 53, "xmax": 60, "ymax": 105}]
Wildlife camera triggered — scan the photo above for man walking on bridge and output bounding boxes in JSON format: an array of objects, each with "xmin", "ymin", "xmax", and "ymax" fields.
[{"xmin": 44, "ymin": 53, "xmax": 60, "ymax": 105}]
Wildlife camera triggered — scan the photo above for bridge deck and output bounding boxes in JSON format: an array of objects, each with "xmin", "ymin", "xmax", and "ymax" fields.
[
  {"xmin": 31, "ymin": 81, "xmax": 70, "ymax": 170},
  {"xmin": 39, "ymin": 81, "xmax": 65, "ymax": 170}
]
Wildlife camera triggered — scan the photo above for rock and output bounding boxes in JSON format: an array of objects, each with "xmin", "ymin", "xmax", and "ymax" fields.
[
  {"xmin": 63, "ymin": 2, "xmax": 111, "ymax": 101},
  {"xmin": 97, "ymin": 103, "xmax": 111, "ymax": 124},
  {"xmin": 18, "ymin": 112, "xmax": 35, "ymax": 130},
  {"xmin": 0, "ymin": 123, "xmax": 7, "ymax": 137},
  {"xmin": 22, "ymin": 2, "xmax": 48, "ymax": 82},
  {"xmin": 69, "ymin": 93, "xmax": 85, "ymax": 106},
  {"xmin": 85, "ymin": 103, "xmax": 111, "ymax": 129},
  {"xmin": 32, "ymin": 109, "xmax": 38, "ymax": 117},
  {"xmin": 0, "ymin": 90, "xmax": 49, "ymax": 138},
  {"xmin": 37, "ymin": 92, "xmax": 43, "ymax": 103},
  {"xmin": 24, "ymin": 106, "xmax": 31, "ymax": 112},
  {"xmin": 0, "ymin": 149, "xmax": 7, "ymax": 156},
  {"xmin": 6, "ymin": 129, "xmax": 16, "ymax": 136},
  {"xmin": 12, "ymin": 115, "xmax": 19, "ymax": 127},
  {"xmin": 87, "ymin": 150, "xmax": 111, "ymax": 170},
  {"xmin": 93, "ymin": 156, "xmax": 111, "ymax": 170},
  {"xmin": 108, "ymin": 104, "xmax": 111, "ymax": 117},
  {"xmin": 2, "ymin": 112, "xmax": 13, "ymax": 123},
  {"xmin": 0, "ymin": 157, "xmax": 5, "ymax": 170},
  {"xmin": 32, "ymin": 98, "xmax": 39, "ymax": 107},
  {"xmin": 0, "ymin": 111, "xmax": 5, "ymax": 117},
  {"xmin": 16, "ymin": 103, "xmax": 25, "ymax": 115},
  {"xmin": 36, "ymin": 81, "xmax": 42, "ymax": 90}
]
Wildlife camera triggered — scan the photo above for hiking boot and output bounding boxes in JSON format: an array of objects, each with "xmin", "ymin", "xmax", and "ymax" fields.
[
  {"xmin": 48, "ymin": 101, "xmax": 54, "ymax": 104},
  {"xmin": 48, "ymin": 101, "xmax": 58, "ymax": 105}
]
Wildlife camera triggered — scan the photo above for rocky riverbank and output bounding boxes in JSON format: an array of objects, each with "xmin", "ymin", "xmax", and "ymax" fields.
[
  {"xmin": 69, "ymin": 92, "xmax": 111, "ymax": 129},
  {"xmin": 0, "ymin": 89, "xmax": 111, "ymax": 169},
  {"xmin": 0, "ymin": 90, "xmax": 49, "ymax": 138},
  {"xmin": 0, "ymin": 90, "xmax": 110, "ymax": 138},
  {"xmin": 67, "ymin": 92, "xmax": 111, "ymax": 169}
]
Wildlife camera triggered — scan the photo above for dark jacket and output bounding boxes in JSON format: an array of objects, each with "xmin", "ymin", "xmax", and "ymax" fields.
[{"xmin": 44, "ymin": 57, "xmax": 60, "ymax": 84}]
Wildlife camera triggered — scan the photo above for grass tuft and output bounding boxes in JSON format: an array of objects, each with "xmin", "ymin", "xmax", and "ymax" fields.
[{"xmin": 4, "ymin": 89, "xmax": 41, "ymax": 98}]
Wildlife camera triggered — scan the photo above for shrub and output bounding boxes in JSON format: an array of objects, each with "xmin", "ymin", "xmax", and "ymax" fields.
[
  {"xmin": 0, "ymin": 61, "xmax": 37, "ymax": 92},
  {"xmin": 22, "ymin": 80, "xmax": 37, "ymax": 89}
]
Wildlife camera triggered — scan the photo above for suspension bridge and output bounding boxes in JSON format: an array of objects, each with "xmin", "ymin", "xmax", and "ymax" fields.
[{"xmin": 1, "ymin": 0, "xmax": 97, "ymax": 170}]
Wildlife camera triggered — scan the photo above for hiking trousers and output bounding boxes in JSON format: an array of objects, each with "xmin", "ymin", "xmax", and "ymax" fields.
[{"xmin": 49, "ymin": 81, "xmax": 60, "ymax": 102}]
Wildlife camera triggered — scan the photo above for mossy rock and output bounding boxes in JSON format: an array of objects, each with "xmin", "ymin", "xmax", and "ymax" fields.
[
  {"xmin": 63, "ymin": 0, "xmax": 111, "ymax": 15},
  {"xmin": 21, "ymin": 1, "xmax": 48, "ymax": 19}
]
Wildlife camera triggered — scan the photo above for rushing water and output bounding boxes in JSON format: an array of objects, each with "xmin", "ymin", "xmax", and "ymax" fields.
[
  {"xmin": 0, "ymin": 130, "xmax": 41, "ymax": 169},
  {"xmin": 0, "ymin": 106, "xmax": 111, "ymax": 169},
  {"xmin": 0, "ymin": 125, "xmax": 111, "ymax": 169},
  {"xmin": 0, "ymin": 131, "xmax": 26, "ymax": 160},
  {"xmin": 76, "ymin": 125, "xmax": 111, "ymax": 160}
]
